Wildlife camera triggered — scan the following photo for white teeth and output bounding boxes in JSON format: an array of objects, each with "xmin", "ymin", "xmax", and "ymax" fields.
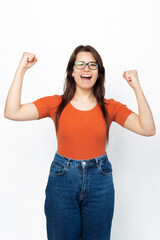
[{"xmin": 81, "ymin": 75, "xmax": 92, "ymax": 77}]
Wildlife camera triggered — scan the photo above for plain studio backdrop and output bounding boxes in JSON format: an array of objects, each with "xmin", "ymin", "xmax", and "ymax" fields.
[{"xmin": 0, "ymin": 0, "xmax": 160, "ymax": 239}]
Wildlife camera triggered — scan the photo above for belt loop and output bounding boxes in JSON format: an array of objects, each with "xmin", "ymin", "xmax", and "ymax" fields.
[
  {"xmin": 95, "ymin": 158, "xmax": 99, "ymax": 166},
  {"xmin": 66, "ymin": 158, "xmax": 70, "ymax": 168}
]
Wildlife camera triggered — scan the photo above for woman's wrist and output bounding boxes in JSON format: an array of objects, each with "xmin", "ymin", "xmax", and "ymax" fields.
[{"xmin": 16, "ymin": 65, "xmax": 27, "ymax": 74}]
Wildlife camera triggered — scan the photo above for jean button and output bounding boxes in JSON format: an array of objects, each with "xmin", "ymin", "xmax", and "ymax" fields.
[{"xmin": 82, "ymin": 161, "xmax": 86, "ymax": 165}]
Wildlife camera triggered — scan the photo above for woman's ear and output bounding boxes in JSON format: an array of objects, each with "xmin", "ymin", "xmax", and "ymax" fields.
[{"xmin": 72, "ymin": 72, "xmax": 74, "ymax": 77}]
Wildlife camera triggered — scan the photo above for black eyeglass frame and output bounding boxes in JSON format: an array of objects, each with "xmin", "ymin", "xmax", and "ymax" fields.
[{"xmin": 74, "ymin": 61, "xmax": 98, "ymax": 70}]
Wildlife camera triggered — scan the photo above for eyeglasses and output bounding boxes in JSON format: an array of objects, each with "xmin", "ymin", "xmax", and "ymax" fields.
[{"xmin": 74, "ymin": 61, "xmax": 98, "ymax": 70}]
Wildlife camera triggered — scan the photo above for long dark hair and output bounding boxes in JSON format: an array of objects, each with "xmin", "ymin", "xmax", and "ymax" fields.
[{"xmin": 55, "ymin": 45, "xmax": 110, "ymax": 143}]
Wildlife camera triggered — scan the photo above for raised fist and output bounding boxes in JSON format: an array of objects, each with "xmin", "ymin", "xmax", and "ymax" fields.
[{"xmin": 18, "ymin": 52, "xmax": 38, "ymax": 70}]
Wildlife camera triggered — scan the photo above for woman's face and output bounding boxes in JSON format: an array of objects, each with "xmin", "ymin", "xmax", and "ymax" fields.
[{"xmin": 72, "ymin": 51, "xmax": 98, "ymax": 90}]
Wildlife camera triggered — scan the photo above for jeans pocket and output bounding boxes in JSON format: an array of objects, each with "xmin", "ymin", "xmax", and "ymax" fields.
[
  {"xmin": 49, "ymin": 159, "xmax": 67, "ymax": 176},
  {"xmin": 98, "ymin": 159, "xmax": 112, "ymax": 175}
]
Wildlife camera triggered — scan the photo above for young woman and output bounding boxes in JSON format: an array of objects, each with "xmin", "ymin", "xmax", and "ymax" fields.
[{"xmin": 4, "ymin": 45, "xmax": 156, "ymax": 240}]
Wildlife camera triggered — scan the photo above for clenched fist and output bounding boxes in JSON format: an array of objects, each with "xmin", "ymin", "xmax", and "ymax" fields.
[
  {"xmin": 18, "ymin": 52, "xmax": 38, "ymax": 70},
  {"xmin": 123, "ymin": 70, "xmax": 141, "ymax": 90}
]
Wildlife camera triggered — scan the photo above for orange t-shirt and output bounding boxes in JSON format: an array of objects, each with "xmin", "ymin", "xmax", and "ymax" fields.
[{"xmin": 33, "ymin": 94, "xmax": 134, "ymax": 160}]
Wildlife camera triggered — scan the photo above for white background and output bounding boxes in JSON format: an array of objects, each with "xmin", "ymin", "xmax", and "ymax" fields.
[{"xmin": 0, "ymin": 0, "xmax": 160, "ymax": 239}]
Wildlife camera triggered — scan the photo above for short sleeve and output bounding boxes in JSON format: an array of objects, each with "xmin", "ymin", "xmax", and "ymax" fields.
[
  {"xmin": 108, "ymin": 98, "xmax": 135, "ymax": 127},
  {"xmin": 32, "ymin": 94, "xmax": 61, "ymax": 120}
]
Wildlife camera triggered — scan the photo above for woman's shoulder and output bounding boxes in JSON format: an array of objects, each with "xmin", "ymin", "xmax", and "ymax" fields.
[
  {"xmin": 104, "ymin": 97, "xmax": 115, "ymax": 105},
  {"xmin": 53, "ymin": 94, "xmax": 62, "ymax": 100},
  {"xmin": 46, "ymin": 94, "xmax": 62, "ymax": 102},
  {"xmin": 35, "ymin": 94, "xmax": 62, "ymax": 108},
  {"xmin": 104, "ymin": 97, "xmax": 123, "ymax": 111}
]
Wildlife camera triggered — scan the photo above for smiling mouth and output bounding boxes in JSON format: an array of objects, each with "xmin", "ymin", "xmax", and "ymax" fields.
[{"xmin": 80, "ymin": 75, "xmax": 92, "ymax": 81}]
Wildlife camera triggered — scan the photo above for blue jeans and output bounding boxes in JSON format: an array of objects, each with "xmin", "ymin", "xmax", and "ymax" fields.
[{"xmin": 44, "ymin": 151, "xmax": 115, "ymax": 240}]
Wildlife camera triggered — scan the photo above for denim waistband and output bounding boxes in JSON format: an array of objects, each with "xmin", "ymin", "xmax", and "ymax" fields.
[{"xmin": 54, "ymin": 151, "xmax": 109, "ymax": 167}]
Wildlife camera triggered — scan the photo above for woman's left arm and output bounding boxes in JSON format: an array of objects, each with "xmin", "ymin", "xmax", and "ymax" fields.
[{"xmin": 122, "ymin": 70, "xmax": 156, "ymax": 136}]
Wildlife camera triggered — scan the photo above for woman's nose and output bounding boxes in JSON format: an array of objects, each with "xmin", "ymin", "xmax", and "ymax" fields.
[{"xmin": 83, "ymin": 64, "xmax": 90, "ymax": 70}]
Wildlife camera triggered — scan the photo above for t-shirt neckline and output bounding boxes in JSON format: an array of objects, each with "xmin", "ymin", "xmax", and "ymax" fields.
[{"xmin": 69, "ymin": 102, "xmax": 98, "ymax": 112}]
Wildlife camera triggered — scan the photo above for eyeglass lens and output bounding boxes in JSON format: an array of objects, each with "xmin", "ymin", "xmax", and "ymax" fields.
[{"xmin": 75, "ymin": 61, "xmax": 98, "ymax": 70}]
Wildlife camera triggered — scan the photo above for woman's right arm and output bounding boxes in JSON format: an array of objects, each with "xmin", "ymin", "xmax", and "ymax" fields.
[{"xmin": 4, "ymin": 52, "xmax": 39, "ymax": 121}]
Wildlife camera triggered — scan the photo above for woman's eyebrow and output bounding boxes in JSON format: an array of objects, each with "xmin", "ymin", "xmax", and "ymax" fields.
[{"xmin": 76, "ymin": 60, "xmax": 96, "ymax": 62}]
